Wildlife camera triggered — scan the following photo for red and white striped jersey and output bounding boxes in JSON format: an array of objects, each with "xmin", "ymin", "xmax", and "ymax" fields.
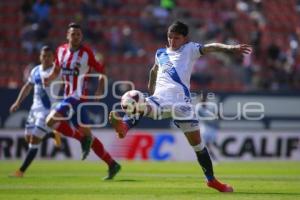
[{"xmin": 55, "ymin": 43, "xmax": 104, "ymax": 99}]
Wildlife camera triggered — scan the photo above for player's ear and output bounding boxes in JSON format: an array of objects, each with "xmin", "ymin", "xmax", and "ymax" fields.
[{"xmin": 184, "ymin": 36, "xmax": 189, "ymax": 42}]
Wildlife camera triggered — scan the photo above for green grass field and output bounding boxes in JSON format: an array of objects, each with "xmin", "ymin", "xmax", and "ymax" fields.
[{"xmin": 1, "ymin": 161, "xmax": 300, "ymax": 200}]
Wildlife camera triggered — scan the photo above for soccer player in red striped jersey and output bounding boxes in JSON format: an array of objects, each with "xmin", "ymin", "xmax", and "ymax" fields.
[{"xmin": 43, "ymin": 23, "xmax": 120, "ymax": 180}]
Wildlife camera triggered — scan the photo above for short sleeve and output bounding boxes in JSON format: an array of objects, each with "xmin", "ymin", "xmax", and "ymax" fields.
[
  {"xmin": 155, "ymin": 48, "xmax": 166, "ymax": 66},
  {"xmin": 85, "ymin": 46, "xmax": 105, "ymax": 74},
  {"xmin": 55, "ymin": 44, "xmax": 69, "ymax": 68},
  {"xmin": 155, "ymin": 53, "xmax": 159, "ymax": 65},
  {"xmin": 190, "ymin": 42, "xmax": 204, "ymax": 59},
  {"xmin": 28, "ymin": 67, "xmax": 36, "ymax": 84}
]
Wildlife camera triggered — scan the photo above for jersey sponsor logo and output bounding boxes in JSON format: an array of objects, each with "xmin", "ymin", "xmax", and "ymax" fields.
[
  {"xmin": 62, "ymin": 68, "xmax": 79, "ymax": 76},
  {"xmin": 162, "ymin": 62, "xmax": 174, "ymax": 72},
  {"xmin": 179, "ymin": 105, "xmax": 191, "ymax": 113},
  {"xmin": 75, "ymin": 61, "xmax": 81, "ymax": 68}
]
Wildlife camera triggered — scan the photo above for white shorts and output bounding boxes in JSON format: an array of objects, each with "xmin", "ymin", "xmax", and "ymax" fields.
[
  {"xmin": 146, "ymin": 96, "xmax": 199, "ymax": 132},
  {"xmin": 25, "ymin": 109, "xmax": 51, "ymax": 138}
]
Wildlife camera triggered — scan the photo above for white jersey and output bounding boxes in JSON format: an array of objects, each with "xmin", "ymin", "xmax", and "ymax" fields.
[
  {"xmin": 28, "ymin": 65, "xmax": 59, "ymax": 112},
  {"xmin": 154, "ymin": 42, "xmax": 203, "ymax": 102}
]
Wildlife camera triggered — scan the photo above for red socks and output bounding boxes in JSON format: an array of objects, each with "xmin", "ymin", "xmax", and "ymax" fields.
[
  {"xmin": 92, "ymin": 137, "xmax": 114, "ymax": 166},
  {"xmin": 53, "ymin": 121, "xmax": 114, "ymax": 166}
]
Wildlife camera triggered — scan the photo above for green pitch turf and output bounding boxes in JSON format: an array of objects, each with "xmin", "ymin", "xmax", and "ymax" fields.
[{"xmin": 1, "ymin": 161, "xmax": 299, "ymax": 200}]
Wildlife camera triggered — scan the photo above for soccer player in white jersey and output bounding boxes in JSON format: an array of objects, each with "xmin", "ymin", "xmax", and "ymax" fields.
[
  {"xmin": 9, "ymin": 46, "xmax": 61, "ymax": 177},
  {"xmin": 110, "ymin": 21, "xmax": 251, "ymax": 192},
  {"xmin": 43, "ymin": 23, "xmax": 121, "ymax": 180}
]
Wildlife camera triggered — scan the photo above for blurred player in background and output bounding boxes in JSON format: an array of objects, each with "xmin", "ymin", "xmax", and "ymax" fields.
[
  {"xmin": 9, "ymin": 46, "xmax": 62, "ymax": 177},
  {"xmin": 110, "ymin": 21, "xmax": 252, "ymax": 191},
  {"xmin": 43, "ymin": 23, "xmax": 120, "ymax": 180},
  {"xmin": 197, "ymin": 92, "xmax": 220, "ymax": 162}
]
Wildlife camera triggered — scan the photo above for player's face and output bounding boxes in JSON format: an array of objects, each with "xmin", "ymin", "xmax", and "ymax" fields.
[
  {"xmin": 67, "ymin": 27, "xmax": 83, "ymax": 48},
  {"xmin": 167, "ymin": 32, "xmax": 187, "ymax": 50},
  {"xmin": 40, "ymin": 51, "xmax": 54, "ymax": 68}
]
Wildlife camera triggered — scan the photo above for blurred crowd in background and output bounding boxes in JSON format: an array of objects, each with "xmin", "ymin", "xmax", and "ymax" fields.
[{"xmin": 1, "ymin": 0, "xmax": 300, "ymax": 92}]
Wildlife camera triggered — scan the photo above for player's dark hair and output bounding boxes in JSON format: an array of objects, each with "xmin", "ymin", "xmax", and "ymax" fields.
[
  {"xmin": 68, "ymin": 22, "xmax": 81, "ymax": 30},
  {"xmin": 168, "ymin": 21, "xmax": 189, "ymax": 36},
  {"xmin": 40, "ymin": 45, "xmax": 53, "ymax": 53}
]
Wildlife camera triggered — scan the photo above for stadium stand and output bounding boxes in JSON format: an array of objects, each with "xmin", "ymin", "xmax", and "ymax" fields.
[{"xmin": 0, "ymin": 0, "xmax": 300, "ymax": 92}]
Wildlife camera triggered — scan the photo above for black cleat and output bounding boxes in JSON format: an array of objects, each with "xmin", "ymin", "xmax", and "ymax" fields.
[{"xmin": 103, "ymin": 162, "xmax": 121, "ymax": 180}]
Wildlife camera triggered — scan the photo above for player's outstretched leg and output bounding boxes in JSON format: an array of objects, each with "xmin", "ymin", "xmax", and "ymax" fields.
[
  {"xmin": 80, "ymin": 135, "xmax": 93, "ymax": 160},
  {"xmin": 10, "ymin": 170, "xmax": 24, "ymax": 178},
  {"xmin": 184, "ymin": 130, "xmax": 233, "ymax": 192},
  {"xmin": 109, "ymin": 111, "xmax": 130, "ymax": 139},
  {"xmin": 9, "ymin": 143, "xmax": 39, "ymax": 178},
  {"xmin": 89, "ymin": 136, "xmax": 121, "ymax": 180},
  {"xmin": 44, "ymin": 131, "xmax": 62, "ymax": 148},
  {"xmin": 207, "ymin": 178, "xmax": 233, "ymax": 192},
  {"xmin": 52, "ymin": 131, "xmax": 62, "ymax": 148},
  {"xmin": 51, "ymin": 121, "xmax": 92, "ymax": 160},
  {"xmin": 103, "ymin": 161, "xmax": 121, "ymax": 180},
  {"xmin": 196, "ymin": 147, "xmax": 233, "ymax": 192}
]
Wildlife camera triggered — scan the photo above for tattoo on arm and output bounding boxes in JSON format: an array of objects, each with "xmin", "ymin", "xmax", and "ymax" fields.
[{"xmin": 202, "ymin": 43, "xmax": 234, "ymax": 54}]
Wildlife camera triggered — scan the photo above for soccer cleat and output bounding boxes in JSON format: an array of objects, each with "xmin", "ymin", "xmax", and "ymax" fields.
[
  {"xmin": 103, "ymin": 162, "xmax": 121, "ymax": 180},
  {"xmin": 207, "ymin": 179, "xmax": 234, "ymax": 192},
  {"xmin": 53, "ymin": 131, "xmax": 62, "ymax": 148},
  {"xmin": 9, "ymin": 170, "xmax": 24, "ymax": 178},
  {"xmin": 109, "ymin": 111, "xmax": 129, "ymax": 139},
  {"xmin": 80, "ymin": 135, "xmax": 93, "ymax": 160}
]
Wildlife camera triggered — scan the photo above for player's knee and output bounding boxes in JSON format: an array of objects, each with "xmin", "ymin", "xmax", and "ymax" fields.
[
  {"xmin": 184, "ymin": 130, "xmax": 206, "ymax": 152},
  {"xmin": 25, "ymin": 135, "xmax": 31, "ymax": 143},
  {"xmin": 191, "ymin": 141, "xmax": 205, "ymax": 152},
  {"xmin": 78, "ymin": 126, "xmax": 91, "ymax": 136},
  {"xmin": 45, "ymin": 116, "xmax": 53, "ymax": 127},
  {"xmin": 184, "ymin": 130, "xmax": 203, "ymax": 145},
  {"xmin": 30, "ymin": 135, "xmax": 42, "ymax": 145}
]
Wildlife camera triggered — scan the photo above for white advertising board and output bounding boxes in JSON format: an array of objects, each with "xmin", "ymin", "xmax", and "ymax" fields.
[{"xmin": 0, "ymin": 129, "xmax": 299, "ymax": 161}]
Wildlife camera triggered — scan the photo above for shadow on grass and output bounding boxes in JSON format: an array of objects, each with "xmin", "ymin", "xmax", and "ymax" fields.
[
  {"xmin": 236, "ymin": 191, "xmax": 300, "ymax": 196},
  {"xmin": 115, "ymin": 179, "xmax": 141, "ymax": 182}
]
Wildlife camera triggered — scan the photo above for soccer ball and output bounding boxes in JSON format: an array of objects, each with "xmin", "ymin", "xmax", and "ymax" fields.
[{"xmin": 121, "ymin": 90, "xmax": 146, "ymax": 116}]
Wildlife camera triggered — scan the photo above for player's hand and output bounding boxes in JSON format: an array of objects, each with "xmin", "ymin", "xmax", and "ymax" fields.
[
  {"xmin": 232, "ymin": 44, "xmax": 252, "ymax": 55},
  {"xmin": 9, "ymin": 102, "xmax": 20, "ymax": 113}
]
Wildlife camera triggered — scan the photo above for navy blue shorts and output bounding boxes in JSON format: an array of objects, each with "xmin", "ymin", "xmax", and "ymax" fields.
[{"xmin": 55, "ymin": 97, "xmax": 90, "ymax": 128}]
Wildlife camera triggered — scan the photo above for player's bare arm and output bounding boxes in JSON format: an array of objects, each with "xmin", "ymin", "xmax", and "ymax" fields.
[
  {"xmin": 42, "ymin": 64, "xmax": 60, "ymax": 87},
  {"xmin": 148, "ymin": 64, "xmax": 158, "ymax": 95},
  {"xmin": 94, "ymin": 74, "xmax": 105, "ymax": 100},
  {"xmin": 9, "ymin": 82, "xmax": 33, "ymax": 113},
  {"xmin": 202, "ymin": 43, "xmax": 252, "ymax": 55}
]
